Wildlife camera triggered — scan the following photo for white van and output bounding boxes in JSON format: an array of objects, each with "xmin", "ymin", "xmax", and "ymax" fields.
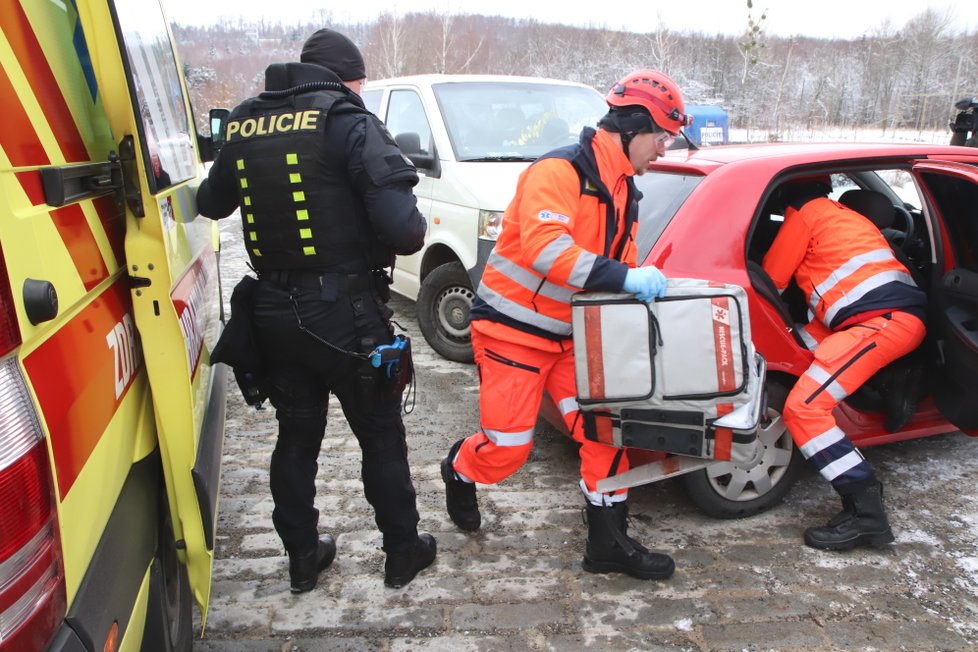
[{"xmin": 362, "ymin": 75, "xmax": 606, "ymax": 361}]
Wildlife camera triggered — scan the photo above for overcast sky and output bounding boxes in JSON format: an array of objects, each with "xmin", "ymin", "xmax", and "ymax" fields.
[{"xmin": 165, "ymin": 0, "xmax": 977, "ymax": 39}]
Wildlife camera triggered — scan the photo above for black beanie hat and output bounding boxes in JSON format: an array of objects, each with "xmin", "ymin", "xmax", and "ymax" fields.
[
  {"xmin": 597, "ymin": 105, "xmax": 658, "ymax": 134},
  {"xmin": 300, "ymin": 28, "xmax": 366, "ymax": 81}
]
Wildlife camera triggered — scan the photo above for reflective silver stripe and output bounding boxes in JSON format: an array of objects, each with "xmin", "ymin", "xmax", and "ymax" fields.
[
  {"xmin": 809, "ymin": 248, "xmax": 894, "ymax": 312},
  {"xmin": 580, "ymin": 478, "xmax": 627, "ymax": 505},
  {"xmin": 531, "ymin": 235, "xmax": 599, "ymax": 288},
  {"xmin": 567, "ymin": 251, "xmax": 598, "ymax": 287},
  {"xmin": 799, "ymin": 325, "xmax": 819, "ymax": 351},
  {"xmin": 532, "ymin": 234, "xmax": 576, "ymax": 276},
  {"xmin": 557, "ymin": 396, "xmax": 579, "ymax": 416},
  {"xmin": 803, "ymin": 365, "xmax": 849, "ymax": 401},
  {"xmin": 822, "ymin": 270, "xmax": 915, "ymax": 326},
  {"xmin": 483, "ymin": 426, "xmax": 534, "ymax": 447},
  {"xmin": 476, "ymin": 284, "xmax": 572, "ymax": 335},
  {"xmin": 487, "ymin": 251, "xmax": 575, "ymax": 303},
  {"xmin": 819, "ymin": 449, "xmax": 866, "ymax": 482},
  {"xmin": 799, "ymin": 426, "xmax": 846, "ymax": 459}
]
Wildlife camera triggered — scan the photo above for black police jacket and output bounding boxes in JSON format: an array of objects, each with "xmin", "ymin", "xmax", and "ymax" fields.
[{"xmin": 196, "ymin": 62, "xmax": 426, "ymax": 273}]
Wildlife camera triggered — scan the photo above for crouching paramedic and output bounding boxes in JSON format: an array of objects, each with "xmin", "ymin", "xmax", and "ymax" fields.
[
  {"xmin": 440, "ymin": 70, "xmax": 693, "ymax": 580},
  {"xmin": 196, "ymin": 28, "xmax": 435, "ymax": 591},
  {"xmin": 762, "ymin": 177, "xmax": 927, "ymax": 550}
]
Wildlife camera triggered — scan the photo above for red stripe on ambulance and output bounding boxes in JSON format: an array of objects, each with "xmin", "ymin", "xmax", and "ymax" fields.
[
  {"xmin": 16, "ymin": 170, "xmax": 47, "ymax": 205},
  {"xmin": 22, "ymin": 277, "xmax": 142, "ymax": 499},
  {"xmin": 93, "ymin": 196, "xmax": 126, "ymax": 268},
  {"xmin": 51, "ymin": 204, "xmax": 110, "ymax": 290},
  {"xmin": 0, "ymin": 2, "xmax": 89, "ymax": 162},
  {"xmin": 0, "ymin": 64, "xmax": 49, "ymax": 166},
  {"xmin": 172, "ymin": 248, "xmax": 217, "ymax": 379}
]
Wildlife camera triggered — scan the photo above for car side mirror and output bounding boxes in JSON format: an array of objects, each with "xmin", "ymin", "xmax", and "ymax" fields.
[{"xmin": 395, "ymin": 132, "xmax": 440, "ymax": 179}]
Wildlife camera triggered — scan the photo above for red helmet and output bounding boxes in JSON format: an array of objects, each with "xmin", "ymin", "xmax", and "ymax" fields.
[{"xmin": 606, "ymin": 70, "xmax": 691, "ymax": 136}]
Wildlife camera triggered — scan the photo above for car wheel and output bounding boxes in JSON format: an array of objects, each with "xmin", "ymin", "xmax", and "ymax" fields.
[
  {"xmin": 417, "ymin": 261, "xmax": 475, "ymax": 363},
  {"xmin": 680, "ymin": 381, "xmax": 804, "ymax": 519}
]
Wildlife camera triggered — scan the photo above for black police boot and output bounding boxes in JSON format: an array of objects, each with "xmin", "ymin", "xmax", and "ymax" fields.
[
  {"xmin": 582, "ymin": 502, "xmax": 675, "ymax": 580},
  {"xmin": 288, "ymin": 536, "xmax": 336, "ymax": 593},
  {"xmin": 441, "ymin": 439, "xmax": 481, "ymax": 531},
  {"xmin": 804, "ymin": 482, "xmax": 894, "ymax": 550},
  {"xmin": 384, "ymin": 533, "xmax": 437, "ymax": 588}
]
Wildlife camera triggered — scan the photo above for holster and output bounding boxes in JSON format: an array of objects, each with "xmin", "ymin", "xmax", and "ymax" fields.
[{"xmin": 211, "ymin": 275, "xmax": 268, "ymax": 408}]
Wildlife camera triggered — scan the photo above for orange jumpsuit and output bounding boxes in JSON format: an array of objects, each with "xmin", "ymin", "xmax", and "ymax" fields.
[
  {"xmin": 762, "ymin": 197, "xmax": 926, "ymax": 491},
  {"xmin": 451, "ymin": 127, "xmax": 638, "ymax": 505}
]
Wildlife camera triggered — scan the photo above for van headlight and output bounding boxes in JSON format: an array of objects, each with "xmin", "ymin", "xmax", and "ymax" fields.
[{"xmin": 478, "ymin": 210, "xmax": 503, "ymax": 241}]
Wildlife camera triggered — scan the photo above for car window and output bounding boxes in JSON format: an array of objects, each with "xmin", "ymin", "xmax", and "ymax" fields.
[
  {"xmin": 634, "ymin": 172, "xmax": 703, "ymax": 263},
  {"xmin": 431, "ymin": 81, "xmax": 606, "ymax": 161},
  {"xmin": 386, "ymin": 90, "xmax": 434, "ymax": 156}
]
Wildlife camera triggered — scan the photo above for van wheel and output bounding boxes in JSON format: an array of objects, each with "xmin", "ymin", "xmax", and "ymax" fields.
[
  {"xmin": 417, "ymin": 261, "xmax": 475, "ymax": 363},
  {"xmin": 681, "ymin": 381, "xmax": 804, "ymax": 518},
  {"xmin": 143, "ymin": 494, "xmax": 193, "ymax": 652}
]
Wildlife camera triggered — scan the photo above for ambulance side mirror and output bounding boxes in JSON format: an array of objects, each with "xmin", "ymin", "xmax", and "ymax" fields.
[{"xmin": 209, "ymin": 108, "xmax": 231, "ymax": 155}]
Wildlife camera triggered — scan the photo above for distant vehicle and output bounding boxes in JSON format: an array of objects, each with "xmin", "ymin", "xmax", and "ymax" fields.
[
  {"xmin": 950, "ymin": 96, "xmax": 978, "ymax": 147},
  {"xmin": 543, "ymin": 141, "xmax": 978, "ymax": 519},
  {"xmin": 362, "ymin": 75, "xmax": 607, "ymax": 362},
  {"xmin": 684, "ymin": 104, "xmax": 729, "ymax": 146}
]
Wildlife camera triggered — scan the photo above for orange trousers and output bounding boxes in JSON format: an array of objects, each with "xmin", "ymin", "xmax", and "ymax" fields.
[
  {"xmin": 451, "ymin": 325, "xmax": 629, "ymax": 504},
  {"xmin": 783, "ymin": 311, "xmax": 925, "ymax": 490}
]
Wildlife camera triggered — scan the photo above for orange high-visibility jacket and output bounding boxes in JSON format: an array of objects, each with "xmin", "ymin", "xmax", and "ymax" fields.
[
  {"xmin": 762, "ymin": 197, "xmax": 926, "ymax": 330},
  {"xmin": 469, "ymin": 128, "xmax": 638, "ymax": 340}
]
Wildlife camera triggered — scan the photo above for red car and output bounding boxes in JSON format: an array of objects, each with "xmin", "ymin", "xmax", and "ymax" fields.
[{"xmin": 546, "ymin": 142, "xmax": 978, "ymax": 519}]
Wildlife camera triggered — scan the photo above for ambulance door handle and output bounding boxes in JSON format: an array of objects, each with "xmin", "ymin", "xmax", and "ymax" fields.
[{"xmin": 40, "ymin": 160, "xmax": 122, "ymax": 207}]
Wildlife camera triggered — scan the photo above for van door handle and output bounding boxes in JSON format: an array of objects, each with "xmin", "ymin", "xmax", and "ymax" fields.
[{"xmin": 40, "ymin": 158, "xmax": 123, "ymax": 207}]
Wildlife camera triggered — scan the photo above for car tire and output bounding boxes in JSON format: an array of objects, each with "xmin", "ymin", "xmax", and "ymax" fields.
[
  {"xmin": 143, "ymin": 492, "xmax": 194, "ymax": 652},
  {"xmin": 681, "ymin": 380, "xmax": 804, "ymax": 519},
  {"xmin": 417, "ymin": 261, "xmax": 475, "ymax": 363}
]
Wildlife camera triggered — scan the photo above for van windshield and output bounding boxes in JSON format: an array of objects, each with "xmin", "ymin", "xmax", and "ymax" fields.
[{"xmin": 432, "ymin": 81, "xmax": 606, "ymax": 162}]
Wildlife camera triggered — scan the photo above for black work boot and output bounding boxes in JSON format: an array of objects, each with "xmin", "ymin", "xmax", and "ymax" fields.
[
  {"xmin": 384, "ymin": 533, "xmax": 437, "ymax": 588},
  {"xmin": 804, "ymin": 482, "xmax": 894, "ymax": 550},
  {"xmin": 582, "ymin": 502, "xmax": 675, "ymax": 580},
  {"xmin": 288, "ymin": 536, "xmax": 337, "ymax": 593},
  {"xmin": 441, "ymin": 439, "xmax": 481, "ymax": 531}
]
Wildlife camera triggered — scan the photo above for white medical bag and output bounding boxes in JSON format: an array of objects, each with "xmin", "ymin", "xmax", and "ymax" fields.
[{"xmin": 571, "ymin": 279, "xmax": 766, "ymax": 462}]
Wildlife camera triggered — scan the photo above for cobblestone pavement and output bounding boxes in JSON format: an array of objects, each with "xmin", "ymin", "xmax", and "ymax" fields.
[{"xmin": 195, "ymin": 221, "xmax": 978, "ymax": 651}]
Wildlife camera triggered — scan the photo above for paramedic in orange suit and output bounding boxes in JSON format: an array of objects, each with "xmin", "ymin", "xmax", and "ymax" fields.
[
  {"xmin": 762, "ymin": 178, "xmax": 927, "ymax": 550},
  {"xmin": 440, "ymin": 70, "xmax": 693, "ymax": 580}
]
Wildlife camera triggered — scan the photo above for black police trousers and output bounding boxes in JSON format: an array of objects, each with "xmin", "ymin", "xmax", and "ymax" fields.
[{"xmin": 252, "ymin": 278, "xmax": 420, "ymax": 554}]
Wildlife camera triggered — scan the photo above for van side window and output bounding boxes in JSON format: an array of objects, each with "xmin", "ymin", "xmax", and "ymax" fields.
[
  {"xmin": 115, "ymin": 0, "xmax": 196, "ymax": 193},
  {"xmin": 386, "ymin": 90, "xmax": 433, "ymax": 156}
]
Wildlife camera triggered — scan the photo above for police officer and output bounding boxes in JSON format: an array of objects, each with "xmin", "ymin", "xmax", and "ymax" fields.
[{"xmin": 197, "ymin": 28, "xmax": 435, "ymax": 591}]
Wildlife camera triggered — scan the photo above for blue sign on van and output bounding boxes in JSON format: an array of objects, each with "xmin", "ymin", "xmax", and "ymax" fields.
[{"xmin": 685, "ymin": 104, "xmax": 729, "ymax": 146}]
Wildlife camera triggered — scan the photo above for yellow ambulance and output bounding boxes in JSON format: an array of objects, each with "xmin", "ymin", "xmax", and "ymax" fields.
[{"xmin": 0, "ymin": 0, "xmax": 225, "ymax": 650}]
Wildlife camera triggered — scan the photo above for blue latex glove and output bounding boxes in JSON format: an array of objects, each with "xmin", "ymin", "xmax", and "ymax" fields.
[{"xmin": 622, "ymin": 266, "xmax": 667, "ymax": 302}]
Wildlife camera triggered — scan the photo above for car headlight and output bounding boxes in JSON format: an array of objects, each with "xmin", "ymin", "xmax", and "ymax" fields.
[{"xmin": 478, "ymin": 210, "xmax": 503, "ymax": 241}]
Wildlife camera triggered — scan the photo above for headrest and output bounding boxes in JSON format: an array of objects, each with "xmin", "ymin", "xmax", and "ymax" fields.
[{"xmin": 838, "ymin": 189, "xmax": 894, "ymax": 229}]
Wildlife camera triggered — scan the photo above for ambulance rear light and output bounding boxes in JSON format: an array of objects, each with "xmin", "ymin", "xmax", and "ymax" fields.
[
  {"xmin": 0, "ymin": 245, "xmax": 21, "ymax": 358},
  {"xmin": 0, "ymin": 357, "xmax": 65, "ymax": 650}
]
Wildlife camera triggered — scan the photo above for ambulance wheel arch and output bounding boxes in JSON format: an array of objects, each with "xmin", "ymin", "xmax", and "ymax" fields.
[
  {"xmin": 681, "ymin": 378, "xmax": 805, "ymax": 518},
  {"xmin": 417, "ymin": 259, "xmax": 476, "ymax": 363}
]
